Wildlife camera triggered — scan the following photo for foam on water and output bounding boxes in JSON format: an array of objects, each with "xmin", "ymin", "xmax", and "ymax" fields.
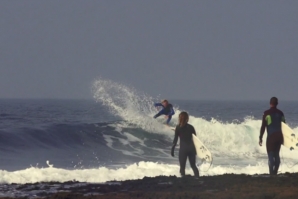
[{"xmin": 2, "ymin": 160, "xmax": 298, "ymax": 184}]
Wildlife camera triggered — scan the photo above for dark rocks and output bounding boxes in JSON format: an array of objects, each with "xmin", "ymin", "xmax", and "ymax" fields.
[{"xmin": 1, "ymin": 173, "xmax": 298, "ymax": 199}]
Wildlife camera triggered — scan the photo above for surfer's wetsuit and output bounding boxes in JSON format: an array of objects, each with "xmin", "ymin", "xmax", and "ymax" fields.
[
  {"xmin": 259, "ymin": 106, "xmax": 285, "ymax": 175},
  {"xmin": 153, "ymin": 103, "xmax": 175, "ymax": 124},
  {"xmin": 172, "ymin": 124, "xmax": 199, "ymax": 177}
]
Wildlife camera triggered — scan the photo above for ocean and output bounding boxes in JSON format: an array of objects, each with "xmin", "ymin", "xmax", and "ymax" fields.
[{"xmin": 1, "ymin": 79, "xmax": 298, "ymax": 184}]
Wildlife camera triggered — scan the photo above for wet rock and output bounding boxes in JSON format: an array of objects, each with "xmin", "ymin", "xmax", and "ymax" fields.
[{"xmin": 1, "ymin": 173, "xmax": 298, "ymax": 198}]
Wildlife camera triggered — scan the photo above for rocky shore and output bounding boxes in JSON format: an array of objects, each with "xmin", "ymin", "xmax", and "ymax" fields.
[{"xmin": 1, "ymin": 173, "xmax": 298, "ymax": 199}]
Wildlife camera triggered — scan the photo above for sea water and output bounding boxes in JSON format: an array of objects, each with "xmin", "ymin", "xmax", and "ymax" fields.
[{"xmin": 1, "ymin": 78, "xmax": 298, "ymax": 184}]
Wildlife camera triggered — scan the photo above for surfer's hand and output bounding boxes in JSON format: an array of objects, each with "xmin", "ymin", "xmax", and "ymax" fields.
[
  {"xmin": 171, "ymin": 146, "xmax": 175, "ymax": 157},
  {"xmin": 259, "ymin": 140, "xmax": 262, "ymax": 146}
]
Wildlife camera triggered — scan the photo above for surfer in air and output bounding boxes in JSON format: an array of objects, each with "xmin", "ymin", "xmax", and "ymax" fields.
[
  {"xmin": 171, "ymin": 112, "xmax": 199, "ymax": 178},
  {"xmin": 259, "ymin": 97, "xmax": 285, "ymax": 175},
  {"xmin": 153, "ymin": 99, "xmax": 175, "ymax": 126}
]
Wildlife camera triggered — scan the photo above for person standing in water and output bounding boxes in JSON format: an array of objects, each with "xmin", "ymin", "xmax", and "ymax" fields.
[
  {"xmin": 153, "ymin": 99, "xmax": 175, "ymax": 126},
  {"xmin": 171, "ymin": 111, "xmax": 199, "ymax": 178},
  {"xmin": 259, "ymin": 97, "xmax": 285, "ymax": 175}
]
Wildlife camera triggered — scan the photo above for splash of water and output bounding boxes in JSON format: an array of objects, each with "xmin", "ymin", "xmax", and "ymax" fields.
[
  {"xmin": 92, "ymin": 78, "xmax": 298, "ymax": 160},
  {"xmin": 92, "ymin": 78, "xmax": 175, "ymax": 133}
]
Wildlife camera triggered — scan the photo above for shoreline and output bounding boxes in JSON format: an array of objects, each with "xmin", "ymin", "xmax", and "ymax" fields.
[{"xmin": 1, "ymin": 173, "xmax": 298, "ymax": 199}]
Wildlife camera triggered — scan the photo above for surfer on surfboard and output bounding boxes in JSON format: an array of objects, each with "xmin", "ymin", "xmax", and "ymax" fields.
[
  {"xmin": 171, "ymin": 112, "xmax": 199, "ymax": 178},
  {"xmin": 153, "ymin": 99, "xmax": 175, "ymax": 126},
  {"xmin": 259, "ymin": 97, "xmax": 285, "ymax": 175}
]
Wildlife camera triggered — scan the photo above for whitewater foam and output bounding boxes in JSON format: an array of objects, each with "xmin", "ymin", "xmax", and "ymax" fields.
[
  {"xmin": 92, "ymin": 78, "xmax": 298, "ymax": 162},
  {"xmin": 93, "ymin": 79, "xmax": 175, "ymax": 135},
  {"xmin": 2, "ymin": 160, "xmax": 298, "ymax": 184}
]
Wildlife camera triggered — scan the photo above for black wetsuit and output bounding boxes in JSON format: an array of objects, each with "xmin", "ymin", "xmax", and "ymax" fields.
[
  {"xmin": 173, "ymin": 124, "xmax": 199, "ymax": 177},
  {"xmin": 260, "ymin": 106, "xmax": 285, "ymax": 175}
]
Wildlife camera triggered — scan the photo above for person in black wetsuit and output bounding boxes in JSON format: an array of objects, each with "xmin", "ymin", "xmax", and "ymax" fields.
[
  {"xmin": 153, "ymin": 99, "xmax": 175, "ymax": 125},
  {"xmin": 259, "ymin": 97, "xmax": 285, "ymax": 175},
  {"xmin": 171, "ymin": 111, "xmax": 199, "ymax": 178}
]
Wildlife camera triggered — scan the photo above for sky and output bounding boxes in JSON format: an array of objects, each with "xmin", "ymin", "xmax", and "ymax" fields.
[{"xmin": 0, "ymin": 0, "xmax": 297, "ymax": 100}]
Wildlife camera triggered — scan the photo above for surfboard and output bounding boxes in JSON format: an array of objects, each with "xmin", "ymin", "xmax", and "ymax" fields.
[
  {"xmin": 192, "ymin": 134, "xmax": 213, "ymax": 163},
  {"xmin": 282, "ymin": 122, "xmax": 298, "ymax": 150}
]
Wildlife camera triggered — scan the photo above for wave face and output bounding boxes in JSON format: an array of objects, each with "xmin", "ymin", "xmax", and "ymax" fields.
[{"xmin": 1, "ymin": 78, "xmax": 298, "ymax": 184}]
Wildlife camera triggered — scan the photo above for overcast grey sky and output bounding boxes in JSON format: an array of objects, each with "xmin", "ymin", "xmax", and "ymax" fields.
[{"xmin": 0, "ymin": 0, "xmax": 297, "ymax": 100}]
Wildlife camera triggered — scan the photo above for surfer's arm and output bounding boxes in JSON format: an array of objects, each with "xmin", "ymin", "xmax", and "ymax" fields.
[
  {"xmin": 173, "ymin": 128, "xmax": 179, "ymax": 146},
  {"xmin": 171, "ymin": 127, "xmax": 179, "ymax": 157},
  {"xmin": 259, "ymin": 114, "xmax": 266, "ymax": 142},
  {"xmin": 192, "ymin": 126, "xmax": 197, "ymax": 136},
  {"xmin": 282, "ymin": 112, "xmax": 286, "ymax": 123},
  {"xmin": 154, "ymin": 103, "xmax": 163, "ymax": 107}
]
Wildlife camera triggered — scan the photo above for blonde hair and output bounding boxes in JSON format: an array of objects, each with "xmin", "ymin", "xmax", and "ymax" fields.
[
  {"xmin": 179, "ymin": 112, "xmax": 189, "ymax": 127},
  {"xmin": 161, "ymin": 99, "xmax": 168, "ymax": 104}
]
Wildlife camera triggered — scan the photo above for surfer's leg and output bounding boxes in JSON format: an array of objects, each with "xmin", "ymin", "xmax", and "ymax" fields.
[
  {"xmin": 179, "ymin": 150, "xmax": 187, "ymax": 176},
  {"xmin": 166, "ymin": 115, "xmax": 172, "ymax": 125},
  {"xmin": 266, "ymin": 136, "xmax": 275, "ymax": 175},
  {"xmin": 188, "ymin": 152, "xmax": 199, "ymax": 177},
  {"xmin": 273, "ymin": 150, "xmax": 280, "ymax": 174},
  {"xmin": 273, "ymin": 134, "xmax": 282, "ymax": 174},
  {"xmin": 267, "ymin": 132, "xmax": 282, "ymax": 175},
  {"xmin": 267, "ymin": 151, "xmax": 275, "ymax": 175},
  {"xmin": 153, "ymin": 109, "xmax": 165, "ymax": 119},
  {"xmin": 271, "ymin": 132, "xmax": 283, "ymax": 175}
]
